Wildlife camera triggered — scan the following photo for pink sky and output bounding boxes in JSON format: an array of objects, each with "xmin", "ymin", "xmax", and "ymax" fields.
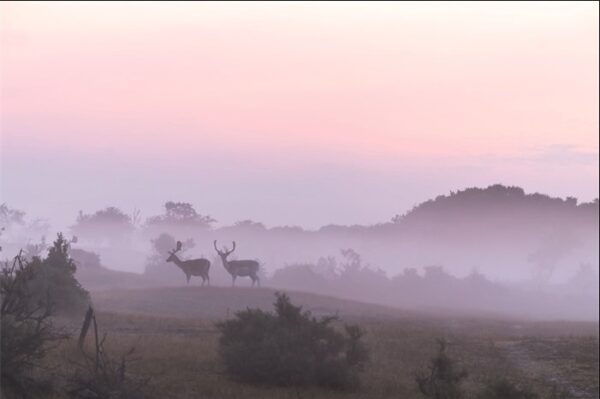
[{"xmin": 1, "ymin": 2, "xmax": 598, "ymax": 228}]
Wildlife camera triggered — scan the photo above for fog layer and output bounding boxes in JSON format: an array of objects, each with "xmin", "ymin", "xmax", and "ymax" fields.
[{"xmin": 1, "ymin": 185, "xmax": 598, "ymax": 321}]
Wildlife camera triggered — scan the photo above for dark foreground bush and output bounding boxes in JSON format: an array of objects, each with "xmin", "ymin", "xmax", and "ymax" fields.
[
  {"xmin": 28, "ymin": 233, "xmax": 90, "ymax": 315},
  {"xmin": 217, "ymin": 292, "xmax": 368, "ymax": 390},
  {"xmin": 1, "ymin": 237, "xmax": 135, "ymax": 399},
  {"xmin": 1, "ymin": 250, "xmax": 68, "ymax": 398}
]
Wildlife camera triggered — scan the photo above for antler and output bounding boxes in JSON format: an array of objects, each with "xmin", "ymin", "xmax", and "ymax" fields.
[
  {"xmin": 227, "ymin": 241, "xmax": 236, "ymax": 255},
  {"xmin": 170, "ymin": 240, "xmax": 183, "ymax": 255},
  {"xmin": 214, "ymin": 240, "xmax": 235, "ymax": 255}
]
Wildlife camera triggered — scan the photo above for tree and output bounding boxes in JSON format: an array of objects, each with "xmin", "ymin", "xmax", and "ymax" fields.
[
  {"xmin": 338, "ymin": 248, "xmax": 388, "ymax": 289},
  {"xmin": 0, "ymin": 203, "xmax": 26, "ymax": 228},
  {"xmin": 71, "ymin": 207, "xmax": 134, "ymax": 245},
  {"xmin": 233, "ymin": 220, "xmax": 266, "ymax": 230},
  {"xmin": 270, "ymin": 263, "xmax": 330, "ymax": 293},
  {"xmin": 145, "ymin": 202, "xmax": 215, "ymax": 230},
  {"xmin": 70, "ymin": 248, "xmax": 103, "ymax": 270},
  {"xmin": 23, "ymin": 236, "xmax": 48, "ymax": 259},
  {"xmin": 0, "ymin": 205, "xmax": 50, "ymax": 249},
  {"xmin": 339, "ymin": 248, "xmax": 362, "ymax": 274},
  {"xmin": 217, "ymin": 293, "xmax": 368, "ymax": 390}
]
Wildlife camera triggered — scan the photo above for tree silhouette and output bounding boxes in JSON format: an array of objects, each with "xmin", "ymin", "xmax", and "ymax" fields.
[
  {"xmin": 71, "ymin": 207, "xmax": 134, "ymax": 245},
  {"xmin": 145, "ymin": 202, "xmax": 215, "ymax": 231}
]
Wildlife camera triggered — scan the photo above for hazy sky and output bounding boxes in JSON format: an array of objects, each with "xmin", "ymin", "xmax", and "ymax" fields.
[{"xmin": 1, "ymin": 2, "xmax": 598, "ymax": 229}]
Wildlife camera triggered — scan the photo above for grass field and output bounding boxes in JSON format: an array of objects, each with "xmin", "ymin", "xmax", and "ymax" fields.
[{"xmin": 48, "ymin": 287, "xmax": 599, "ymax": 399}]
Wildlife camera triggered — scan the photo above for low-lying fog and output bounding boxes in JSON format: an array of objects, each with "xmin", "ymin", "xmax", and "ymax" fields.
[{"xmin": 1, "ymin": 185, "xmax": 598, "ymax": 321}]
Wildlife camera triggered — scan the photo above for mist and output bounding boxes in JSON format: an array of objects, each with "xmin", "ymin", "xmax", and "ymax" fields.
[{"xmin": 1, "ymin": 185, "xmax": 597, "ymax": 321}]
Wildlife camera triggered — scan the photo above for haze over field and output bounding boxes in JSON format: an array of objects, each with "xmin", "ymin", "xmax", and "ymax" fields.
[
  {"xmin": 1, "ymin": 184, "xmax": 598, "ymax": 321},
  {"xmin": 1, "ymin": 2, "xmax": 598, "ymax": 229}
]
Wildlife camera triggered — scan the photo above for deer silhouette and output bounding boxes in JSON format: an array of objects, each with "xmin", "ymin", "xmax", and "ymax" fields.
[
  {"xmin": 166, "ymin": 241, "xmax": 210, "ymax": 285},
  {"xmin": 214, "ymin": 240, "xmax": 260, "ymax": 287}
]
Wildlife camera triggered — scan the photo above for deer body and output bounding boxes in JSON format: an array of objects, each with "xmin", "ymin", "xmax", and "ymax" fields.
[
  {"xmin": 214, "ymin": 240, "xmax": 260, "ymax": 287},
  {"xmin": 166, "ymin": 241, "xmax": 210, "ymax": 285}
]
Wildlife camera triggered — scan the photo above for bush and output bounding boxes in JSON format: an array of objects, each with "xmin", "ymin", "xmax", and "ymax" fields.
[
  {"xmin": 28, "ymin": 233, "xmax": 90, "ymax": 315},
  {"xmin": 477, "ymin": 378, "xmax": 539, "ymax": 399},
  {"xmin": 416, "ymin": 339, "xmax": 468, "ymax": 399},
  {"xmin": 1, "ymin": 250, "xmax": 68, "ymax": 398},
  {"xmin": 217, "ymin": 293, "xmax": 368, "ymax": 390}
]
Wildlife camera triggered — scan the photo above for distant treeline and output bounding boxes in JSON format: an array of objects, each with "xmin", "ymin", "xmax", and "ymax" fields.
[
  {"xmin": 1, "ymin": 184, "xmax": 598, "ymax": 285},
  {"xmin": 2, "ymin": 185, "xmax": 598, "ymax": 239}
]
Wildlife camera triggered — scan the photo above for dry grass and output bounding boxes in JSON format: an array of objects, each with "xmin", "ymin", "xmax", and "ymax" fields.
[{"xmin": 43, "ymin": 287, "xmax": 598, "ymax": 399}]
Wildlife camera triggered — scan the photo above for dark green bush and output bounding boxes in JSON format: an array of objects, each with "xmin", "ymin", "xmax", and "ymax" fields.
[
  {"xmin": 28, "ymin": 233, "xmax": 90, "ymax": 315},
  {"xmin": 1, "ymin": 250, "xmax": 67, "ymax": 398},
  {"xmin": 217, "ymin": 292, "xmax": 368, "ymax": 390},
  {"xmin": 1, "ymin": 234, "xmax": 90, "ymax": 397}
]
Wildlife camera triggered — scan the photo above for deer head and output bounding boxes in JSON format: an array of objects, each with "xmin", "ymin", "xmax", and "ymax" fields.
[
  {"xmin": 166, "ymin": 240, "xmax": 183, "ymax": 263},
  {"xmin": 214, "ymin": 240, "xmax": 235, "ymax": 262}
]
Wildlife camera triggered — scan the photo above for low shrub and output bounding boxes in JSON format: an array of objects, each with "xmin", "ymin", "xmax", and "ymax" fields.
[{"xmin": 217, "ymin": 292, "xmax": 368, "ymax": 390}]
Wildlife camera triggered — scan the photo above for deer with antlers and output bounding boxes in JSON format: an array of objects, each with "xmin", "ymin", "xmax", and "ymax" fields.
[
  {"xmin": 166, "ymin": 241, "xmax": 211, "ymax": 285},
  {"xmin": 214, "ymin": 240, "xmax": 260, "ymax": 287}
]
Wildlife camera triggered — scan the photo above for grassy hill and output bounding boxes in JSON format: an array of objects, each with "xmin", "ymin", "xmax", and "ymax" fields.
[
  {"xmin": 91, "ymin": 286, "xmax": 407, "ymax": 320},
  {"xmin": 75, "ymin": 263, "xmax": 159, "ymax": 291},
  {"xmin": 67, "ymin": 285, "xmax": 598, "ymax": 399}
]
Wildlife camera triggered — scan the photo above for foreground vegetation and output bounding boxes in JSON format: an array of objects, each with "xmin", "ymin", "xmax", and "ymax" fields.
[
  {"xmin": 44, "ymin": 289, "xmax": 598, "ymax": 399},
  {"xmin": 1, "ymin": 237, "xmax": 598, "ymax": 398}
]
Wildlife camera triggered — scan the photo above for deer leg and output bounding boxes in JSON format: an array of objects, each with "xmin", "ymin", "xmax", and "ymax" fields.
[
  {"xmin": 231, "ymin": 275, "xmax": 236, "ymax": 287},
  {"xmin": 186, "ymin": 274, "xmax": 191, "ymax": 284}
]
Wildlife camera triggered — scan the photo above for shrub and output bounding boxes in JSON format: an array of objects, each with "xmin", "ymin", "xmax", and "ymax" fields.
[
  {"xmin": 28, "ymin": 233, "xmax": 90, "ymax": 315},
  {"xmin": 217, "ymin": 293, "xmax": 368, "ymax": 390},
  {"xmin": 416, "ymin": 339, "xmax": 468, "ymax": 399},
  {"xmin": 1, "ymin": 250, "xmax": 68, "ymax": 398}
]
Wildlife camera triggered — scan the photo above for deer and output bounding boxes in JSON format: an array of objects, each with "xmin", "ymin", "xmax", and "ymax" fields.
[
  {"xmin": 166, "ymin": 241, "xmax": 211, "ymax": 285},
  {"xmin": 214, "ymin": 240, "xmax": 260, "ymax": 287}
]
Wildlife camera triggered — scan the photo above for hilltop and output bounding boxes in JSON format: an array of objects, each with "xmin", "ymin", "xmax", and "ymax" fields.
[{"xmin": 91, "ymin": 286, "xmax": 407, "ymax": 320}]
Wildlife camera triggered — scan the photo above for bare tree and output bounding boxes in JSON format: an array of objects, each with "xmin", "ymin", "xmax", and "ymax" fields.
[
  {"xmin": 70, "ymin": 306, "xmax": 148, "ymax": 399},
  {"xmin": 416, "ymin": 339, "xmax": 468, "ymax": 399}
]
